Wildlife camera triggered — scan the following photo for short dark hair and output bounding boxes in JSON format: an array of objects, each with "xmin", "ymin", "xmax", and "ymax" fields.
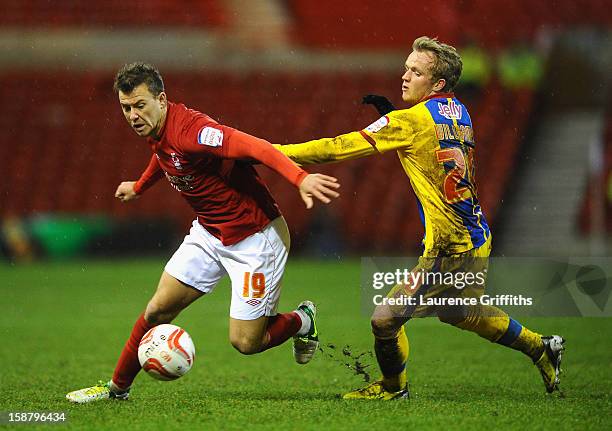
[{"xmin": 113, "ymin": 62, "xmax": 165, "ymax": 96}]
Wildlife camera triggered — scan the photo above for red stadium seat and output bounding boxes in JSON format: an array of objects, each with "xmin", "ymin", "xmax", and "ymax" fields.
[
  {"xmin": 1, "ymin": 70, "xmax": 533, "ymax": 253},
  {"xmin": 0, "ymin": 0, "xmax": 229, "ymax": 28},
  {"xmin": 287, "ymin": 0, "xmax": 612, "ymax": 51}
]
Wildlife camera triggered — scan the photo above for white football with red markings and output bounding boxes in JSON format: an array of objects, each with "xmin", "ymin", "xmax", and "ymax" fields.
[{"xmin": 138, "ymin": 324, "xmax": 196, "ymax": 381}]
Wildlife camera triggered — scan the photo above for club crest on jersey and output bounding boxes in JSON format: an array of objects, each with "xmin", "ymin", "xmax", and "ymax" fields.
[
  {"xmin": 197, "ymin": 127, "xmax": 223, "ymax": 147},
  {"xmin": 170, "ymin": 152, "xmax": 183, "ymax": 170},
  {"xmin": 438, "ymin": 100, "xmax": 462, "ymax": 120},
  {"xmin": 365, "ymin": 115, "xmax": 389, "ymax": 133}
]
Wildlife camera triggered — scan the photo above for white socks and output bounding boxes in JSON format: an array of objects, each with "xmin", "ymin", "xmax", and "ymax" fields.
[{"xmin": 294, "ymin": 308, "xmax": 311, "ymax": 336}]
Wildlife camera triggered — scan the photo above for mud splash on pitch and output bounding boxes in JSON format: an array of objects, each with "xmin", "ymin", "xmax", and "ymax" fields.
[{"xmin": 318, "ymin": 343, "xmax": 374, "ymax": 383}]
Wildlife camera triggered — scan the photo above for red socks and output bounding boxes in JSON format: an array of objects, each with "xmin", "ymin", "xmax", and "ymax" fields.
[
  {"xmin": 261, "ymin": 312, "xmax": 302, "ymax": 351},
  {"xmin": 111, "ymin": 313, "xmax": 154, "ymax": 390},
  {"xmin": 112, "ymin": 311, "xmax": 301, "ymax": 386}
]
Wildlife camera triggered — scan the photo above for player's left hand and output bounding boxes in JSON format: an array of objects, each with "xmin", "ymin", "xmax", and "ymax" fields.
[
  {"xmin": 299, "ymin": 174, "xmax": 340, "ymax": 209},
  {"xmin": 362, "ymin": 94, "xmax": 396, "ymax": 115}
]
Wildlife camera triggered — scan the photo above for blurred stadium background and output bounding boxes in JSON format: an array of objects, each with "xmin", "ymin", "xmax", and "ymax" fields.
[
  {"xmin": 1, "ymin": 3, "xmax": 611, "ymax": 428},
  {"xmin": 0, "ymin": 0, "xmax": 610, "ymax": 261}
]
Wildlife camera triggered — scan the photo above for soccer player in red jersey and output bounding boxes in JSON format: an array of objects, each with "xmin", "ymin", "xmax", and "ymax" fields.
[{"xmin": 66, "ymin": 63, "xmax": 339, "ymax": 403}]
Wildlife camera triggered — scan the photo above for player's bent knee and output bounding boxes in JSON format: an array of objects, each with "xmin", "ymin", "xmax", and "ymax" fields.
[
  {"xmin": 437, "ymin": 313, "xmax": 464, "ymax": 326},
  {"xmin": 437, "ymin": 306, "xmax": 468, "ymax": 326},
  {"xmin": 144, "ymin": 301, "xmax": 177, "ymax": 325},
  {"xmin": 371, "ymin": 316, "xmax": 401, "ymax": 338},
  {"xmin": 230, "ymin": 336, "xmax": 262, "ymax": 355}
]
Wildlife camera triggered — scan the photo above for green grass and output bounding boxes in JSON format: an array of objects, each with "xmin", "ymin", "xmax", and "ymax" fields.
[{"xmin": 0, "ymin": 259, "xmax": 610, "ymax": 430}]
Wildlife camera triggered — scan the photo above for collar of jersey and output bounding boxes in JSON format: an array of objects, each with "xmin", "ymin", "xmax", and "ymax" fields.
[{"xmin": 419, "ymin": 92, "xmax": 455, "ymax": 103}]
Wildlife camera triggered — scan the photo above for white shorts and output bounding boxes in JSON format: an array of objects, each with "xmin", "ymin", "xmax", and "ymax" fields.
[{"xmin": 165, "ymin": 217, "xmax": 290, "ymax": 320}]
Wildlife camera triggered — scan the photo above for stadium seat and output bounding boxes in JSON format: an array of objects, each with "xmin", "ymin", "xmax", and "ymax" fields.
[
  {"xmin": 1, "ymin": 71, "xmax": 533, "ymax": 253},
  {"xmin": 0, "ymin": 0, "xmax": 229, "ymax": 28}
]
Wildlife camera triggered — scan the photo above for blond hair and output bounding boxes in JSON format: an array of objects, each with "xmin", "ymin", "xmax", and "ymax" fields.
[{"xmin": 413, "ymin": 36, "xmax": 462, "ymax": 92}]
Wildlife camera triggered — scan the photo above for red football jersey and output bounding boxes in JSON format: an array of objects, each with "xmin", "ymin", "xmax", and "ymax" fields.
[{"xmin": 134, "ymin": 102, "xmax": 307, "ymax": 245}]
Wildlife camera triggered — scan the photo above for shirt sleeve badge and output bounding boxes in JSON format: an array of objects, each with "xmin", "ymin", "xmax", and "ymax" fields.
[{"xmin": 364, "ymin": 115, "xmax": 390, "ymax": 133}]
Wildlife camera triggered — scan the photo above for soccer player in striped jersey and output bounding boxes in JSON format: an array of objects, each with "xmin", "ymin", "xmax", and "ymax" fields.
[{"xmin": 277, "ymin": 36, "xmax": 564, "ymax": 400}]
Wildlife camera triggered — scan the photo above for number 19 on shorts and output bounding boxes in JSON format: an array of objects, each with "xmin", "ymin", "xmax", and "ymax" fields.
[{"xmin": 243, "ymin": 272, "xmax": 266, "ymax": 298}]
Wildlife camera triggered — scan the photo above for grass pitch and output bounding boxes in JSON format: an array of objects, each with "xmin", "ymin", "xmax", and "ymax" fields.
[{"xmin": 1, "ymin": 259, "xmax": 610, "ymax": 430}]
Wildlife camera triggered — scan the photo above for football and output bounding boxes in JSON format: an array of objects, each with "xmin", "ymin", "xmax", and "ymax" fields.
[{"xmin": 138, "ymin": 324, "xmax": 196, "ymax": 381}]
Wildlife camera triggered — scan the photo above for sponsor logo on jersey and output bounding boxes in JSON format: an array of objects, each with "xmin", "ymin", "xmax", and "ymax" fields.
[
  {"xmin": 165, "ymin": 172, "xmax": 195, "ymax": 192},
  {"xmin": 197, "ymin": 126, "xmax": 223, "ymax": 147},
  {"xmin": 364, "ymin": 115, "xmax": 390, "ymax": 133},
  {"xmin": 438, "ymin": 100, "xmax": 462, "ymax": 120}
]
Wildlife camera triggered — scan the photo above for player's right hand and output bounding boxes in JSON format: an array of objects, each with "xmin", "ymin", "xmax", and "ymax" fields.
[
  {"xmin": 115, "ymin": 181, "xmax": 140, "ymax": 202},
  {"xmin": 298, "ymin": 174, "xmax": 340, "ymax": 209}
]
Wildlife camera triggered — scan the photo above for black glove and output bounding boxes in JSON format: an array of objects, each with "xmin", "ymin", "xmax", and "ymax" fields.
[{"xmin": 362, "ymin": 94, "xmax": 396, "ymax": 115}]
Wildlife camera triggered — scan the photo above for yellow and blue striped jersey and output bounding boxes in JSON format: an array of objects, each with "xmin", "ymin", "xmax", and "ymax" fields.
[{"xmin": 276, "ymin": 93, "xmax": 490, "ymax": 257}]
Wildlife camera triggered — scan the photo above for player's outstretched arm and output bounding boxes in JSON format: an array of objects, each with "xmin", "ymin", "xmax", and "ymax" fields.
[
  {"xmin": 298, "ymin": 174, "xmax": 340, "ymax": 209},
  {"xmin": 115, "ymin": 181, "xmax": 140, "ymax": 202},
  {"xmin": 273, "ymin": 98, "xmax": 395, "ymax": 165},
  {"xmin": 275, "ymin": 132, "xmax": 377, "ymax": 165},
  {"xmin": 224, "ymin": 130, "xmax": 341, "ymax": 208},
  {"xmin": 277, "ymin": 110, "xmax": 416, "ymax": 165}
]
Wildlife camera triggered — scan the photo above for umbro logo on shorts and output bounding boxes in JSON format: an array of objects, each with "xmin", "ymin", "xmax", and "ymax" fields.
[{"xmin": 245, "ymin": 299, "xmax": 262, "ymax": 307}]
